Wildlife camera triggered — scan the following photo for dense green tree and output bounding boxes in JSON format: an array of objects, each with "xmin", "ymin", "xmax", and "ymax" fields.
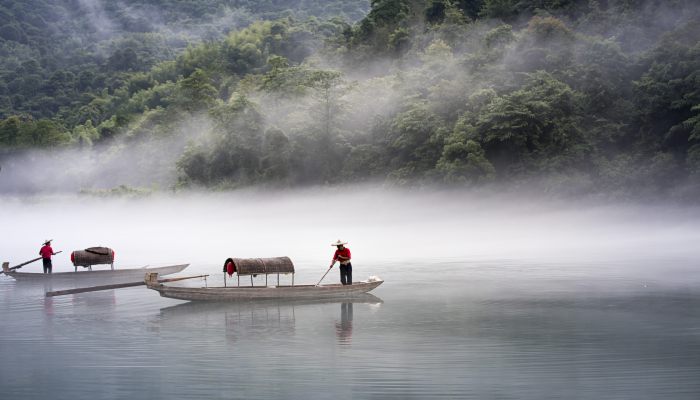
[
  {"xmin": 437, "ymin": 139, "xmax": 495, "ymax": 183},
  {"xmin": 467, "ymin": 72, "xmax": 587, "ymax": 175},
  {"xmin": 0, "ymin": 115, "xmax": 22, "ymax": 146},
  {"xmin": 386, "ymin": 104, "xmax": 446, "ymax": 176},
  {"xmin": 169, "ymin": 69, "xmax": 219, "ymax": 112}
]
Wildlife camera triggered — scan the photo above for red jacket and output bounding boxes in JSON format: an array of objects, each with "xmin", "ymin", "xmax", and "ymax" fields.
[
  {"xmin": 39, "ymin": 245, "xmax": 54, "ymax": 259},
  {"xmin": 333, "ymin": 247, "xmax": 351, "ymax": 265}
]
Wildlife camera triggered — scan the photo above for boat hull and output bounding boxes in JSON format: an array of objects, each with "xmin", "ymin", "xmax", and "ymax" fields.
[
  {"xmin": 5, "ymin": 264, "xmax": 189, "ymax": 282},
  {"xmin": 149, "ymin": 280, "xmax": 384, "ymax": 301}
]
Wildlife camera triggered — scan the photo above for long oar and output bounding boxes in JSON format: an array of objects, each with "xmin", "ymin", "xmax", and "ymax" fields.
[
  {"xmin": 2, "ymin": 251, "xmax": 63, "ymax": 274},
  {"xmin": 45, "ymin": 274, "xmax": 208, "ymax": 297},
  {"xmin": 316, "ymin": 264, "xmax": 334, "ymax": 286}
]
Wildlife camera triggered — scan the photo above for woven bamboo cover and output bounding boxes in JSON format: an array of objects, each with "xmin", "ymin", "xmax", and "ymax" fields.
[{"xmin": 231, "ymin": 257, "xmax": 294, "ymax": 275}]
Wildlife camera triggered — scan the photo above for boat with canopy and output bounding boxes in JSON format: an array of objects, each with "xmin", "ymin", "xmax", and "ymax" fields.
[{"xmin": 144, "ymin": 256, "xmax": 383, "ymax": 301}]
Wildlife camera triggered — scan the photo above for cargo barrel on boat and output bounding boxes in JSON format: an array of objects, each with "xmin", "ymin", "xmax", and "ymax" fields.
[{"xmin": 71, "ymin": 247, "xmax": 115, "ymax": 269}]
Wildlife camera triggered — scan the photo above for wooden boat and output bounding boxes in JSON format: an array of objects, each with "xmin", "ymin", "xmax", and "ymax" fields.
[
  {"xmin": 145, "ymin": 272, "xmax": 384, "ymax": 301},
  {"xmin": 144, "ymin": 256, "xmax": 383, "ymax": 302},
  {"xmin": 2, "ymin": 262, "xmax": 189, "ymax": 282}
]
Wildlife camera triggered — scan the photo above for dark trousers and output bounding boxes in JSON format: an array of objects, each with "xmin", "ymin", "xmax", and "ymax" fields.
[
  {"xmin": 340, "ymin": 263, "xmax": 352, "ymax": 285},
  {"xmin": 42, "ymin": 258, "xmax": 52, "ymax": 274}
]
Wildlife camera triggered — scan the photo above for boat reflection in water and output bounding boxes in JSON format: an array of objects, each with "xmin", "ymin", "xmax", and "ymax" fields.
[{"xmin": 156, "ymin": 294, "xmax": 382, "ymax": 345}]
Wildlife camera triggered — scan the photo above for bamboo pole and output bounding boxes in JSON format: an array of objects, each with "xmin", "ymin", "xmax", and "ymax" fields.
[
  {"xmin": 316, "ymin": 264, "xmax": 334, "ymax": 286},
  {"xmin": 8, "ymin": 251, "xmax": 63, "ymax": 271},
  {"xmin": 45, "ymin": 274, "xmax": 208, "ymax": 297}
]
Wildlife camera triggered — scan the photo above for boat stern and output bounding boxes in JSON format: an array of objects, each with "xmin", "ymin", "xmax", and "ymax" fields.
[{"xmin": 144, "ymin": 272, "xmax": 161, "ymax": 288}]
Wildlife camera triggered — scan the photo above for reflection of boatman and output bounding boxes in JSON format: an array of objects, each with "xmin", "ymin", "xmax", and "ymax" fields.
[
  {"xmin": 39, "ymin": 239, "xmax": 56, "ymax": 274},
  {"xmin": 331, "ymin": 239, "xmax": 352, "ymax": 285},
  {"xmin": 336, "ymin": 302, "xmax": 353, "ymax": 342}
]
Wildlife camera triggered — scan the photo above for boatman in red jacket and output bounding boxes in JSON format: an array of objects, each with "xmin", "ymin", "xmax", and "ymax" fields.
[
  {"xmin": 331, "ymin": 239, "xmax": 352, "ymax": 285},
  {"xmin": 39, "ymin": 239, "xmax": 56, "ymax": 274}
]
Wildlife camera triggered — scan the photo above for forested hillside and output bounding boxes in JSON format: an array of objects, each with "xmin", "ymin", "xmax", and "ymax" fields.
[
  {"xmin": 0, "ymin": 0, "xmax": 369, "ymax": 121},
  {"xmin": 1, "ymin": 0, "xmax": 699, "ymax": 198}
]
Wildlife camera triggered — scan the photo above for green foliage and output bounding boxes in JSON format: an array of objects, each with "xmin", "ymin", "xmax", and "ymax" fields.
[
  {"xmin": 352, "ymin": 0, "xmax": 412, "ymax": 53},
  {"xmin": 3, "ymin": 0, "xmax": 700, "ymax": 197},
  {"xmin": 169, "ymin": 69, "xmax": 219, "ymax": 111},
  {"xmin": 479, "ymin": 0, "xmax": 518, "ymax": 20},
  {"xmin": 425, "ymin": 1, "xmax": 448, "ymax": 24},
  {"xmin": 453, "ymin": 0, "xmax": 485, "ymax": 20},
  {"xmin": 484, "ymin": 24, "xmax": 514, "ymax": 48},
  {"xmin": 437, "ymin": 139, "xmax": 496, "ymax": 183},
  {"xmin": 386, "ymin": 104, "xmax": 447, "ymax": 178},
  {"xmin": 0, "ymin": 115, "xmax": 71, "ymax": 148},
  {"xmin": 464, "ymin": 72, "xmax": 588, "ymax": 175},
  {"xmin": 71, "ymin": 121, "xmax": 100, "ymax": 147},
  {"xmin": 633, "ymin": 20, "xmax": 700, "ymax": 153},
  {"xmin": 0, "ymin": 0, "xmax": 369, "ymax": 122},
  {"xmin": 479, "ymin": 0, "xmax": 584, "ymax": 20}
]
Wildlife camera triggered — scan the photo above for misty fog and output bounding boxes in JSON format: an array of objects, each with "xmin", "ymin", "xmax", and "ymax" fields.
[
  {"xmin": 2, "ymin": 188, "xmax": 699, "ymax": 290},
  {"xmin": 0, "ymin": 114, "xmax": 213, "ymax": 194}
]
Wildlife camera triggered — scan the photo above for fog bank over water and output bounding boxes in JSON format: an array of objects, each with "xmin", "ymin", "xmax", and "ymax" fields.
[
  {"xmin": 1, "ymin": 188, "xmax": 698, "ymax": 285},
  {"xmin": 2, "ymin": 187, "xmax": 699, "ymax": 400}
]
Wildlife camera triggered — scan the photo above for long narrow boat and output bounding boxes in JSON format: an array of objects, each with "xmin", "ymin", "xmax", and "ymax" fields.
[
  {"xmin": 2, "ymin": 262, "xmax": 189, "ymax": 282},
  {"xmin": 144, "ymin": 256, "xmax": 383, "ymax": 302},
  {"xmin": 145, "ymin": 272, "xmax": 383, "ymax": 301}
]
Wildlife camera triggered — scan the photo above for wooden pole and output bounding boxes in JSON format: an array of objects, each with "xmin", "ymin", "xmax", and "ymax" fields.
[
  {"xmin": 316, "ymin": 264, "xmax": 333, "ymax": 286},
  {"xmin": 8, "ymin": 251, "xmax": 63, "ymax": 271},
  {"xmin": 45, "ymin": 274, "xmax": 209, "ymax": 297},
  {"xmin": 47, "ymin": 281, "xmax": 145, "ymax": 296}
]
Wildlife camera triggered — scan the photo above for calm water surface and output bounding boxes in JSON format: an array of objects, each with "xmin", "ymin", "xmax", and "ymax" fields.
[{"xmin": 1, "ymin": 258, "xmax": 699, "ymax": 400}]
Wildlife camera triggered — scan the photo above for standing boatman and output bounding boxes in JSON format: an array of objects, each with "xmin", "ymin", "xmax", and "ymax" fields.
[
  {"xmin": 331, "ymin": 239, "xmax": 352, "ymax": 285},
  {"xmin": 39, "ymin": 239, "xmax": 56, "ymax": 274}
]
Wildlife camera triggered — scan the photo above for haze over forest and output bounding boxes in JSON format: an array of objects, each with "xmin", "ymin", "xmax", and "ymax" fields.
[{"xmin": 0, "ymin": 0, "xmax": 698, "ymax": 200}]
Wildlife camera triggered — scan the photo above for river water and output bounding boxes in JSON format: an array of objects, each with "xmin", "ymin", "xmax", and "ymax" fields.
[{"xmin": 1, "ymin": 190, "xmax": 699, "ymax": 399}]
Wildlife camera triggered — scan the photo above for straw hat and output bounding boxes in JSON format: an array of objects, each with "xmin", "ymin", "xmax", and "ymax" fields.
[
  {"xmin": 331, "ymin": 239, "xmax": 347, "ymax": 246},
  {"xmin": 43, "ymin": 239, "xmax": 52, "ymax": 245}
]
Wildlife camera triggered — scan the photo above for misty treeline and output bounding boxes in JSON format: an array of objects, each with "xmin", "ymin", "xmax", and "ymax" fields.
[
  {"xmin": 0, "ymin": 0, "xmax": 369, "ymax": 122},
  {"xmin": 1, "ymin": 0, "xmax": 699, "ymax": 198}
]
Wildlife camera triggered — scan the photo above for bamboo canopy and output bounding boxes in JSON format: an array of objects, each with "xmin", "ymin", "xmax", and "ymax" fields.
[{"xmin": 229, "ymin": 257, "xmax": 294, "ymax": 276}]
